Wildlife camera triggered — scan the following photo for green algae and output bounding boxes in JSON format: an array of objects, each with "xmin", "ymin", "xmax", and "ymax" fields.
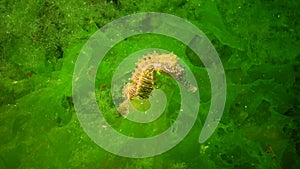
[{"xmin": 0, "ymin": 0, "xmax": 299, "ymax": 168}]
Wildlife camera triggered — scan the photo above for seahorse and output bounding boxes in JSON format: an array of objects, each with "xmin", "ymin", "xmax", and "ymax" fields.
[{"xmin": 117, "ymin": 52, "xmax": 197, "ymax": 115}]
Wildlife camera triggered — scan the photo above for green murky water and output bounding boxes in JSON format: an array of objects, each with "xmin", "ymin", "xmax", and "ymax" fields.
[{"xmin": 0, "ymin": 0, "xmax": 299, "ymax": 168}]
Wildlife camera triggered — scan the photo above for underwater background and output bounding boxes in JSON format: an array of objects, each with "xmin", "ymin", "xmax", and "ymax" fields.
[{"xmin": 0, "ymin": 0, "xmax": 299, "ymax": 168}]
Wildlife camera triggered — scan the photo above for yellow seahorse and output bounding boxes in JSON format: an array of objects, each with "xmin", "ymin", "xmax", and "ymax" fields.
[{"xmin": 118, "ymin": 52, "xmax": 197, "ymax": 115}]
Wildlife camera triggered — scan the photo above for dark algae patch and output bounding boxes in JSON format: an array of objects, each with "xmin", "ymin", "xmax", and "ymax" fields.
[{"xmin": 0, "ymin": 0, "xmax": 299, "ymax": 168}]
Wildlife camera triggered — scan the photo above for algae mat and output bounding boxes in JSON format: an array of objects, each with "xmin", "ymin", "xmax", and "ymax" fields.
[{"xmin": 0, "ymin": 0, "xmax": 299, "ymax": 168}]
